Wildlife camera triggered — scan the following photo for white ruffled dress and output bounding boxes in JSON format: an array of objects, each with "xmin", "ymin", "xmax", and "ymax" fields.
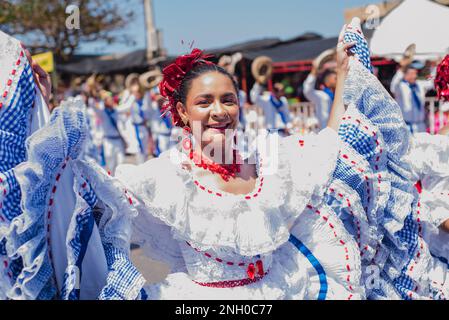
[{"xmin": 110, "ymin": 127, "xmax": 362, "ymax": 300}]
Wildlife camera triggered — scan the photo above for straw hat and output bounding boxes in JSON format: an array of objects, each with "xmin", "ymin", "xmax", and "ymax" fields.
[
  {"xmin": 404, "ymin": 43, "xmax": 416, "ymax": 60},
  {"xmin": 139, "ymin": 68, "xmax": 163, "ymax": 89},
  {"xmin": 218, "ymin": 53, "xmax": 243, "ymax": 75},
  {"xmin": 125, "ymin": 73, "xmax": 140, "ymax": 90},
  {"xmin": 313, "ymin": 48, "xmax": 337, "ymax": 72},
  {"xmin": 251, "ymin": 56, "xmax": 273, "ymax": 84}
]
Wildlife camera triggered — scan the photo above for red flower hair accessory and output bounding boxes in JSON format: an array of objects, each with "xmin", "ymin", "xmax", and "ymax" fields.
[
  {"xmin": 159, "ymin": 48, "xmax": 215, "ymax": 126},
  {"xmin": 435, "ymin": 55, "xmax": 449, "ymax": 102}
]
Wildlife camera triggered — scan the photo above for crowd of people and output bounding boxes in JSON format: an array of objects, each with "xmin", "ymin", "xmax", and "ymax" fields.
[{"xmin": 47, "ymin": 44, "xmax": 449, "ymax": 178}]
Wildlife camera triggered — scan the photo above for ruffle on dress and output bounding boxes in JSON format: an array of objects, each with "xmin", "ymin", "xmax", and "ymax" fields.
[
  {"xmin": 112, "ymin": 127, "xmax": 366, "ymax": 300},
  {"xmin": 0, "ymin": 97, "xmax": 86, "ymax": 299},
  {"xmin": 404, "ymin": 133, "xmax": 449, "ymax": 292},
  {"xmin": 113, "ymin": 127, "xmax": 340, "ymax": 260},
  {"xmin": 328, "ymin": 58, "xmax": 449, "ymax": 300},
  {"xmin": 143, "ymin": 239, "xmax": 312, "ymax": 300},
  {"xmin": 1, "ymin": 92, "xmax": 146, "ymax": 299},
  {"xmin": 406, "ymin": 133, "xmax": 449, "ymax": 227},
  {"xmin": 72, "ymin": 158, "xmax": 146, "ymax": 300},
  {"xmin": 0, "ymin": 33, "xmax": 41, "ymax": 299}
]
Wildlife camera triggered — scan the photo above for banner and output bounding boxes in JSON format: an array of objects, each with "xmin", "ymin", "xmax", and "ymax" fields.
[{"xmin": 32, "ymin": 51, "xmax": 55, "ymax": 73}]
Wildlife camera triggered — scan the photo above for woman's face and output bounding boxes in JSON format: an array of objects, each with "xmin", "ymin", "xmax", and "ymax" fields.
[{"xmin": 177, "ymin": 72, "xmax": 240, "ymax": 149}]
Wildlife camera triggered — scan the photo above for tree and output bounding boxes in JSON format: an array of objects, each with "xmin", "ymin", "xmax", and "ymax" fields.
[{"xmin": 0, "ymin": 0, "xmax": 135, "ymax": 60}]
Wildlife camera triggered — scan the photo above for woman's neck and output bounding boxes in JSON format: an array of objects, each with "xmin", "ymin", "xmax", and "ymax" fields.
[{"xmin": 194, "ymin": 142, "xmax": 237, "ymax": 165}]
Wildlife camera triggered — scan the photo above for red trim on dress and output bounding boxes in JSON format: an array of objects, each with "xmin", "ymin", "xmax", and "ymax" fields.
[
  {"xmin": 186, "ymin": 241, "xmax": 266, "ymax": 282},
  {"xmin": 0, "ymin": 50, "xmax": 25, "ymax": 110},
  {"xmin": 193, "ymin": 272, "xmax": 268, "ymax": 288},
  {"xmin": 305, "ymin": 203, "xmax": 355, "ymax": 300}
]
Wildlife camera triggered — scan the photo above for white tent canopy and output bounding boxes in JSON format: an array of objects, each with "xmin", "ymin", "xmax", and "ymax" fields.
[{"xmin": 370, "ymin": 0, "xmax": 449, "ymax": 61}]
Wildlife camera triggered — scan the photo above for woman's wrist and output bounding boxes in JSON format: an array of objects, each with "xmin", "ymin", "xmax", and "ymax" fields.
[{"xmin": 336, "ymin": 71, "xmax": 347, "ymax": 83}]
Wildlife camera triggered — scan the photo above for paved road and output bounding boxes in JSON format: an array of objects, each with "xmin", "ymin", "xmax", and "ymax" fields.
[{"xmin": 131, "ymin": 246, "xmax": 170, "ymax": 284}]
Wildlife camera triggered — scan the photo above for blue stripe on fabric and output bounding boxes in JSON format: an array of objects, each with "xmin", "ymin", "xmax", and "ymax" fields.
[
  {"xmin": 289, "ymin": 234, "xmax": 327, "ymax": 300},
  {"xmin": 432, "ymin": 254, "xmax": 449, "ymax": 268},
  {"xmin": 134, "ymin": 124, "xmax": 144, "ymax": 153},
  {"xmin": 333, "ymin": 158, "xmax": 365, "ymax": 200}
]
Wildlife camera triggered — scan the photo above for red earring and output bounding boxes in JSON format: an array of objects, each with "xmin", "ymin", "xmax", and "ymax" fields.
[{"xmin": 182, "ymin": 125, "xmax": 192, "ymax": 151}]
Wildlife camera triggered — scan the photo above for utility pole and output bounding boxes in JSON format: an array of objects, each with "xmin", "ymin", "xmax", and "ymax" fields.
[{"xmin": 143, "ymin": 0, "xmax": 158, "ymax": 61}]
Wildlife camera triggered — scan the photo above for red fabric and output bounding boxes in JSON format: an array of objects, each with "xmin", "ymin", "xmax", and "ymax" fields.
[
  {"xmin": 159, "ymin": 49, "xmax": 215, "ymax": 126},
  {"xmin": 427, "ymin": 112, "xmax": 449, "ymax": 134},
  {"xmin": 435, "ymin": 55, "xmax": 449, "ymax": 102},
  {"xmin": 415, "ymin": 181, "xmax": 422, "ymax": 194},
  {"xmin": 193, "ymin": 273, "xmax": 268, "ymax": 288}
]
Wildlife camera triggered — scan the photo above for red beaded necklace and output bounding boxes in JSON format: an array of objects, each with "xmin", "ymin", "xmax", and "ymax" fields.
[{"xmin": 189, "ymin": 148, "xmax": 242, "ymax": 182}]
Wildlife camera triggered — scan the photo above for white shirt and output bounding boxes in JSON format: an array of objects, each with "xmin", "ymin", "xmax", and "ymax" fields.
[
  {"xmin": 147, "ymin": 88, "xmax": 172, "ymax": 135},
  {"xmin": 390, "ymin": 70, "xmax": 434, "ymax": 124},
  {"xmin": 250, "ymin": 83, "xmax": 292, "ymax": 131},
  {"xmin": 303, "ymin": 73, "xmax": 332, "ymax": 129},
  {"xmin": 94, "ymin": 102, "xmax": 122, "ymax": 138},
  {"xmin": 117, "ymin": 91, "xmax": 153, "ymax": 125}
]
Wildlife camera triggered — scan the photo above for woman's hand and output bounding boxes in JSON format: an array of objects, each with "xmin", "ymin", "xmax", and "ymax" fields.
[
  {"xmin": 336, "ymin": 25, "xmax": 356, "ymax": 77},
  {"xmin": 21, "ymin": 44, "xmax": 52, "ymax": 107},
  {"xmin": 441, "ymin": 219, "xmax": 449, "ymax": 233}
]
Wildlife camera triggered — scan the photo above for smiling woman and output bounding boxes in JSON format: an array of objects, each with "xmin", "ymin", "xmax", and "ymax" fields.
[
  {"xmin": 175, "ymin": 68, "xmax": 240, "ymax": 152},
  {"xmin": 175, "ymin": 65, "xmax": 257, "ymax": 194}
]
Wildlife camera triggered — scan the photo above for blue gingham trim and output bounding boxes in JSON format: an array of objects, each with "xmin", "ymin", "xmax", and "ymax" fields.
[
  {"xmin": 0, "ymin": 63, "xmax": 35, "ymax": 172},
  {"xmin": 338, "ymin": 122, "xmax": 376, "ymax": 160},
  {"xmin": 344, "ymin": 31, "xmax": 373, "ymax": 73},
  {"xmin": 0, "ymin": 170, "xmax": 23, "ymax": 285},
  {"xmin": 61, "ymin": 179, "xmax": 98, "ymax": 300},
  {"xmin": 388, "ymin": 212, "xmax": 419, "ymax": 300},
  {"xmin": 2, "ymin": 99, "xmax": 88, "ymax": 299},
  {"xmin": 98, "ymin": 244, "xmax": 146, "ymax": 300},
  {"xmin": 61, "ymin": 207, "xmax": 95, "ymax": 300},
  {"xmin": 0, "ymin": 169, "xmax": 22, "ymax": 222},
  {"xmin": 395, "ymin": 213, "xmax": 419, "ymax": 258}
]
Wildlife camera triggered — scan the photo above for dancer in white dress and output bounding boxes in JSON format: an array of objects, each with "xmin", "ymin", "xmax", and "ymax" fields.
[{"xmin": 1, "ymin": 20, "xmax": 449, "ymax": 300}]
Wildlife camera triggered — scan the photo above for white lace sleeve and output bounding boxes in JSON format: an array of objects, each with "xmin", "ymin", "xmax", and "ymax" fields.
[{"xmin": 115, "ymin": 159, "xmax": 186, "ymax": 272}]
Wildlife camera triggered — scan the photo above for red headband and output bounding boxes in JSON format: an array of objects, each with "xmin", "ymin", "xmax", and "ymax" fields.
[
  {"xmin": 159, "ymin": 48, "xmax": 215, "ymax": 126},
  {"xmin": 435, "ymin": 55, "xmax": 449, "ymax": 103}
]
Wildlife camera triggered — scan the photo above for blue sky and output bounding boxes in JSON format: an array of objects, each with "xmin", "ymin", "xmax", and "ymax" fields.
[{"xmin": 79, "ymin": 0, "xmax": 376, "ymax": 55}]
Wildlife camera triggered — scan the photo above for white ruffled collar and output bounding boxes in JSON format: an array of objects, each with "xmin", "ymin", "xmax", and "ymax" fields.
[{"xmin": 116, "ymin": 130, "xmax": 340, "ymax": 256}]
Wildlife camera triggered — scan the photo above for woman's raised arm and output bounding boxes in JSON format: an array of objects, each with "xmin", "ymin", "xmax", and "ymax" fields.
[{"xmin": 326, "ymin": 25, "xmax": 355, "ymax": 132}]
